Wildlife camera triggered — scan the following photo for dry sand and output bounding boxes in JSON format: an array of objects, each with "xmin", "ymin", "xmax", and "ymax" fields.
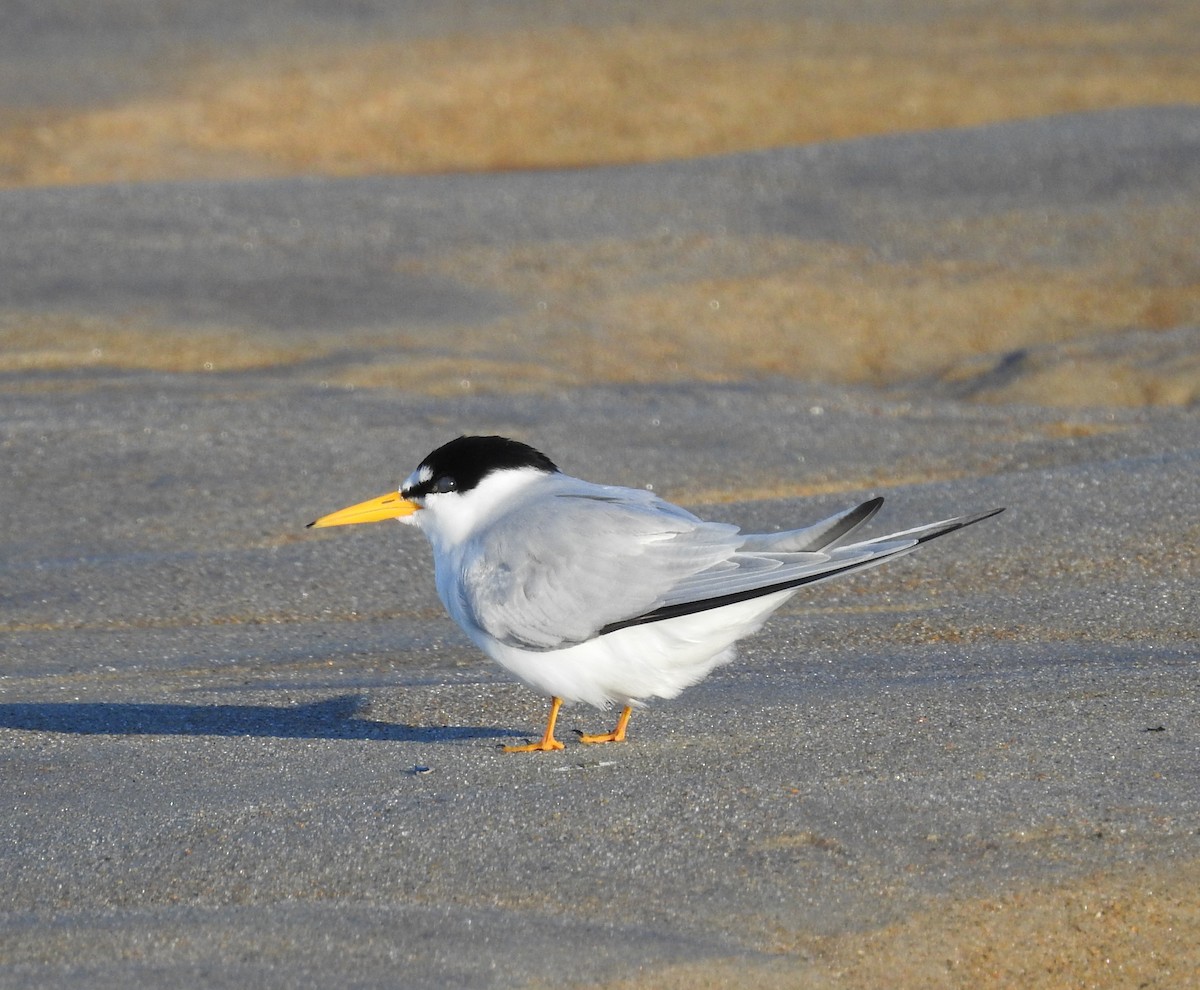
[
  {"xmin": 4, "ymin": 4, "xmax": 1200, "ymax": 186},
  {"xmin": 591, "ymin": 858, "xmax": 1200, "ymax": 990},
  {"xmin": 1, "ymin": 3, "xmax": 1198, "ymax": 988},
  {"xmin": 2, "ymin": 2, "xmax": 1199, "ymax": 407}
]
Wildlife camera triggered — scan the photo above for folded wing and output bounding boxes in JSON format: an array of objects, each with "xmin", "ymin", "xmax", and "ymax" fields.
[
  {"xmin": 460, "ymin": 484, "xmax": 743, "ymax": 650},
  {"xmin": 602, "ymin": 505, "xmax": 1004, "ymax": 634},
  {"xmin": 461, "ymin": 482, "xmax": 1002, "ymax": 649}
]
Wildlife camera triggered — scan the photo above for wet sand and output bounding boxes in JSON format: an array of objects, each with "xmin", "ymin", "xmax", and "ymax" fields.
[{"xmin": 2, "ymin": 3, "xmax": 1198, "ymax": 988}]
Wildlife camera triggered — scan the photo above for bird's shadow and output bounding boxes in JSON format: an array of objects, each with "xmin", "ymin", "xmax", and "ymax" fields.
[{"xmin": 0, "ymin": 695, "xmax": 516, "ymax": 742}]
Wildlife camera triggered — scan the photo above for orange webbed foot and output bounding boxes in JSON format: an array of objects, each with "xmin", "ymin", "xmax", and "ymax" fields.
[
  {"xmin": 502, "ymin": 696, "xmax": 565, "ymax": 754},
  {"xmin": 576, "ymin": 705, "xmax": 632, "ymax": 745}
]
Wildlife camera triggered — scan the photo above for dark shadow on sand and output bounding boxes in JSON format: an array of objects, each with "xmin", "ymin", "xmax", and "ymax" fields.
[{"xmin": 0, "ymin": 695, "xmax": 516, "ymax": 742}]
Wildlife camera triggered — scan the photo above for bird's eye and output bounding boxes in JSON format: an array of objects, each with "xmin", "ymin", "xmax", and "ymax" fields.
[{"xmin": 432, "ymin": 476, "xmax": 457, "ymax": 494}]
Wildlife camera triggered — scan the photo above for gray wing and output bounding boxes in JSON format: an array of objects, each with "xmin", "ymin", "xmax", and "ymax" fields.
[
  {"xmin": 462, "ymin": 480, "xmax": 1002, "ymax": 649},
  {"xmin": 459, "ymin": 484, "xmax": 745, "ymax": 650},
  {"xmin": 599, "ymin": 506, "xmax": 1005, "ymax": 635}
]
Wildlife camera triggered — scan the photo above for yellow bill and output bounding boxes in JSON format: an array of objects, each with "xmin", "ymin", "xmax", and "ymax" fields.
[{"xmin": 307, "ymin": 491, "xmax": 419, "ymax": 529}]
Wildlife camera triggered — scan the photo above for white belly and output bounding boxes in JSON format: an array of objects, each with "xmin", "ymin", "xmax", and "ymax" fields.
[{"xmin": 474, "ymin": 589, "xmax": 795, "ymax": 708}]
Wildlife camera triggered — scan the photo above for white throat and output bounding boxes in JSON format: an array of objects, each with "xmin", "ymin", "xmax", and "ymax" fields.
[{"xmin": 415, "ymin": 467, "xmax": 553, "ymax": 551}]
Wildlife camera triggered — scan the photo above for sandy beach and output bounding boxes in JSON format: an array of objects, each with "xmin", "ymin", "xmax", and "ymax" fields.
[{"xmin": 2, "ymin": 3, "xmax": 1198, "ymax": 987}]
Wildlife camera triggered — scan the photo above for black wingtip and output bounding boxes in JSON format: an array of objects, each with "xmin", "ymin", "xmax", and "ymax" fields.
[
  {"xmin": 859, "ymin": 495, "xmax": 886, "ymax": 522},
  {"xmin": 913, "ymin": 506, "xmax": 1005, "ymax": 546},
  {"xmin": 972, "ymin": 506, "xmax": 1006, "ymax": 524},
  {"xmin": 598, "ymin": 504, "xmax": 1005, "ymax": 638},
  {"xmin": 305, "ymin": 520, "xmax": 316, "ymax": 529}
]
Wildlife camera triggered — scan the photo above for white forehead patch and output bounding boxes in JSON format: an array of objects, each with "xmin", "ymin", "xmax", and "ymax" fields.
[{"xmin": 402, "ymin": 463, "xmax": 433, "ymax": 492}]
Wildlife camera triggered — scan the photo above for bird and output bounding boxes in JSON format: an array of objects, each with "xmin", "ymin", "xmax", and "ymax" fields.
[{"xmin": 308, "ymin": 435, "xmax": 1002, "ymax": 752}]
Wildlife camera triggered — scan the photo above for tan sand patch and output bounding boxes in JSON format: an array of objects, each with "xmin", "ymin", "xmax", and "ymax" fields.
[
  {"xmin": 10, "ymin": 224, "xmax": 1198, "ymax": 409},
  {"xmin": 404, "ymin": 231, "xmax": 1200, "ymax": 404},
  {"xmin": 962, "ymin": 339, "xmax": 1200, "ymax": 407},
  {"xmin": 8, "ymin": 214, "xmax": 1198, "ymax": 408},
  {"xmin": 587, "ymin": 263, "xmax": 1200, "ymax": 387},
  {"xmin": 4, "ymin": 8, "xmax": 1200, "ymax": 186},
  {"xmin": 329, "ymin": 354, "xmax": 571, "ymax": 397},
  {"xmin": 0, "ymin": 313, "xmax": 326, "ymax": 374},
  {"xmin": 579, "ymin": 857, "xmax": 1200, "ymax": 990},
  {"xmin": 675, "ymin": 469, "xmax": 976, "ymax": 507}
]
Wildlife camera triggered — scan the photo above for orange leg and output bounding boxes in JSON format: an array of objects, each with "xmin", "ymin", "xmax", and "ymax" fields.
[
  {"xmin": 503, "ymin": 696, "xmax": 565, "ymax": 753},
  {"xmin": 577, "ymin": 705, "xmax": 632, "ymax": 745}
]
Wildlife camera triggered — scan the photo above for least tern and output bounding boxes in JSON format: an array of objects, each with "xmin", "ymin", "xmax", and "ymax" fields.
[{"xmin": 309, "ymin": 435, "xmax": 1002, "ymax": 752}]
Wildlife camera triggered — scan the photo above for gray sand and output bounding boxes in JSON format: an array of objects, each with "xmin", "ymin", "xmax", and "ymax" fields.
[
  {"xmin": 2, "ymin": 7, "xmax": 1199, "ymax": 986},
  {"xmin": 4, "ymin": 374, "xmax": 1197, "ymax": 988}
]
